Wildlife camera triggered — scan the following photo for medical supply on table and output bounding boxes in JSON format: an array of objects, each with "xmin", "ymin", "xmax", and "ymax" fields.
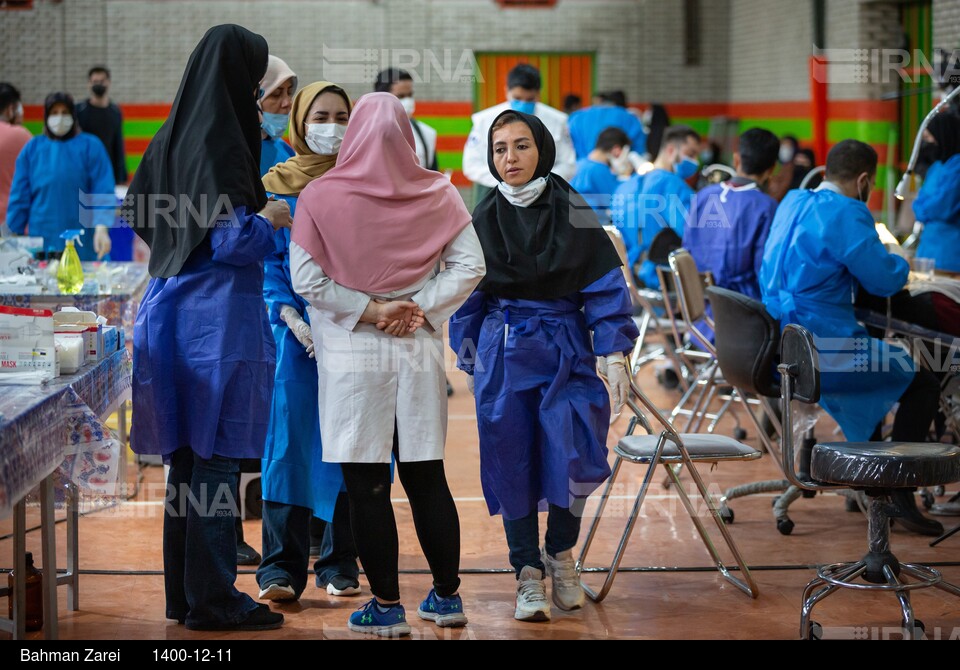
[
  {"xmin": 56, "ymin": 230, "xmax": 85, "ymax": 294},
  {"xmin": 54, "ymin": 308, "xmax": 107, "ymax": 362},
  {"xmin": 0, "ymin": 305, "xmax": 56, "ymax": 379},
  {"xmin": 55, "ymin": 333, "xmax": 85, "ymax": 374}
]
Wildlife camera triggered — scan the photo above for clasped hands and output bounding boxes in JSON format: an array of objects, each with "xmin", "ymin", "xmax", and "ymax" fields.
[{"xmin": 363, "ymin": 299, "xmax": 426, "ymax": 338}]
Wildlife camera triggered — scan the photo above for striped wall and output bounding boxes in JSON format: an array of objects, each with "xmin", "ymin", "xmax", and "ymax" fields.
[{"xmin": 23, "ymin": 97, "xmax": 900, "ymax": 208}]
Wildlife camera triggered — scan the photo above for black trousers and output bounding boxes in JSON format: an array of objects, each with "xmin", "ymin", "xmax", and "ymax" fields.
[{"xmin": 340, "ymin": 436, "xmax": 460, "ymax": 602}]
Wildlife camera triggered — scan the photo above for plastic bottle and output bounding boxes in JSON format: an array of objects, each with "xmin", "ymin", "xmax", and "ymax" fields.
[
  {"xmin": 57, "ymin": 230, "xmax": 85, "ymax": 294},
  {"xmin": 7, "ymin": 552, "xmax": 43, "ymax": 631}
]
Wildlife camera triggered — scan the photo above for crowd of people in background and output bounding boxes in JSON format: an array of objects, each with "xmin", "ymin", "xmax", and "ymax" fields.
[{"xmin": 1, "ymin": 25, "xmax": 959, "ymax": 637}]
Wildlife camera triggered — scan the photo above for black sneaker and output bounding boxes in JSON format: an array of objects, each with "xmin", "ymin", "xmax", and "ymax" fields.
[
  {"xmin": 237, "ymin": 541, "xmax": 262, "ymax": 566},
  {"xmin": 326, "ymin": 574, "xmax": 361, "ymax": 597},
  {"xmin": 186, "ymin": 604, "xmax": 284, "ymax": 632}
]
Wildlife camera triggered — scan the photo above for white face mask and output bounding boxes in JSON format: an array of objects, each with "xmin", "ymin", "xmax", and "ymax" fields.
[
  {"xmin": 498, "ymin": 176, "xmax": 548, "ymax": 208},
  {"xmin": 610, "ymin": 146, "xmax": 632, "ymax": 175},
  {"xmin": 305, "ymin": 123, "xmax": 347, "ymax": 156},
  {"xmin": 47, "ymin": 114, "xmax": 74, "ymax": 137},
  {"xmin": 399, "ymin": 96, "xmax": 416, "ymax": 117}
]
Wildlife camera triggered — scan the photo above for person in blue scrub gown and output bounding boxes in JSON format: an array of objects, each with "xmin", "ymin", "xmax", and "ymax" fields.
[
  {"xmin": 569, "ymin": 97, "xmax": 647, "ymax": 160},
  {"xmin": 450, "ymin": 109, "xmax": 638, "ymax": 622},
  {"xmin": 128, "ymin": 25, "xmax": 293, "ymax": 631},
  {"xmin": 611, "ymin": 125, "xmax": 701, "ymax": 287},
  {"xmin": 913, "ymin": 112, "xmax": 960, "ymax": 273},
  {"xmin": 684, "ymin": 128, "xmax": 780, "ymax": 301},
  {"xmin": 258, "ymin": 55, "xmax": 297, "ymax": 177},
  {"xmin": 255, "ymin": 81, "xmax": 361, "ymax": 602},
  {"xmin": 570, "ymin": 127, "xmax": 631, "ymax": 225},
  {"xmin": 7, "ymin": 92, "xmax": 114, "ymax": 261},
  {"xmin": 761, "ymin": 140, "xmax": 942, "ymax": 536}
]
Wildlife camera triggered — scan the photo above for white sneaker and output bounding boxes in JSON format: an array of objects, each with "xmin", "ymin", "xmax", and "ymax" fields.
[
  {"xmin": 515, "ymin": 566, "xmax": 551, "ymax": 622},
  {"xmin": 543, "ymin": 549, "xmax": 585, "ymax": 611},
  {"xmin": 258, "ymin": 582, "xmax": 297, "ymax": 602},
  {"xmin": 327, "ymin": 581, "xmax": 362, "ymax": 597}
]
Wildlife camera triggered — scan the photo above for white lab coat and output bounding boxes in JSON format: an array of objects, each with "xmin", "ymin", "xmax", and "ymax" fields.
[
  {"xmin": 462, "ymin": 102, "xmax": 577, "ymax": 188},
  {"xmin": 290, "ymin": 226, "xmax": 485, "ymax": 464},
  {"xmin": 411, "ymin": 118, "xmax": 438, "ymax": 170}
]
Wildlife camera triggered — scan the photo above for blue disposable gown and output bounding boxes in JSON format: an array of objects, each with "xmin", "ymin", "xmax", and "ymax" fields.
[
  {"xmin": 611, "ymin": 169, "xmax": 694, "ymax": 287},
  {"xmin": 568, "ymin": 105, "xmax": 647, "ymax": 159},
  {"xmin": 6, "ymin": 133, "xmax": 115, "ymax": 259},
  {"xmin": 261, "ymin": 193, "xmax": 342, "ymax": 522},
  {"xmin": 914, "ymin": 154, "xmax": 960, "ymax": 273},
  {"xmin": 449, "ymin": 269, "xmax": 639, "ymax": 520},
  {"xmin": 684, "ymin": 182, "xmax": 778, "ymax": 301},
  {"xmin": 260, "ymin": 137, "xmax": 295, "ymax": 179},
  {"xmin": 760, "ymin": 189, "xmax": 914, "ymax": 441},
  {"xmin": 131, "ymin": 206, "xmax": 276, "ymax": 460},
  {"xmin": 570, "ymin": 158, "xmax": 621, "ymax": 225}
]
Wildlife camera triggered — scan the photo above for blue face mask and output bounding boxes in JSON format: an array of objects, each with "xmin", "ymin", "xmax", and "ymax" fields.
[
  {"xmin": 509, "ymin": 99, "xmax": 537, "ymax": 115},
  {"xmin": 675, "ymin": 156, "xmax": 699, "ymax": 181},
  {"xmin": 261, "ymin": 112, "xmax": 289, "ymax": 140}
]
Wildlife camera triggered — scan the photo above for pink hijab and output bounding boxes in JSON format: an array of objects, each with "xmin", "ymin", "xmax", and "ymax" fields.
[{"xmin": 291, "ymin": 92, "xmax": 471, "ymax": 294}]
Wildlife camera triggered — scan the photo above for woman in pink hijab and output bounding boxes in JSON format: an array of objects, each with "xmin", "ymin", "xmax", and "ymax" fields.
[{"xmin": 291, "ymin": 92, "xmax": 485, "ymax": 637}]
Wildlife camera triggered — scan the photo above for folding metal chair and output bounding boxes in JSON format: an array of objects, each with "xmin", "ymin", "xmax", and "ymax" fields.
[
  {"xmin": 576, "ymin": 366, "xmax": 762, "ymax": 603},
  {"xmin": 603, "ymin": 226, "xmax": 690, "ymax": 385}
]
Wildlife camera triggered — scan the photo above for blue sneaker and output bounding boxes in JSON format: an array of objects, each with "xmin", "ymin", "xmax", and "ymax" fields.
[
  {"xmin": 417, "ymin": 590, "xmax": 468, "ymax": 628},
  {"xmin": 348, "ymin": 599, "xmax": 412, "ymax": 637}
]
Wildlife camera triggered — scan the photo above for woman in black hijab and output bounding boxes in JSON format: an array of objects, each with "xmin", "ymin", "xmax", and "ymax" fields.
[
  {"xmin": 126, "ymin": 24, "xmax": 292, "ymax": 632},
  {"xmin": 449, "ymin": 110, "xmax": 638, "ymax": 623}
]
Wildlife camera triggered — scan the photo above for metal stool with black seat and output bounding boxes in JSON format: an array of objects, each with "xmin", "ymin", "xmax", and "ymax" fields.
[
  {"xmin": 779, "ymin": 324, "xmax": 960, "ymax": 639},
  {"xmin": 708, "ymin": 285, "xmax": 819, "ymax": 535},
  {"xmin": 576, "ymin": 363, "xmax": 762, "ymax": 603}
]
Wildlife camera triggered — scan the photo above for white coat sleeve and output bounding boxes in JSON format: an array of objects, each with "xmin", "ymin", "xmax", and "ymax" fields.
[
  {"xmin": 290, "ymin": 241, "xmax": 371, "ymax": 331},
  {"xmin": 462, "ymin": 119, "xmax": 497, "ymax": 188},
  {"xmin": 552, "ymin": 119, "xmax": 578, "ymax": 182},
  {"xmin": 410, "ymin": 225, "xmax": 486, "ymax": 331}
]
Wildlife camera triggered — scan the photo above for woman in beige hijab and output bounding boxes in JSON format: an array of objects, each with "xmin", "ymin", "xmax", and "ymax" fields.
[{"xmin": 257, "ymin": 82, "xmax": 359, "ymax": 603}]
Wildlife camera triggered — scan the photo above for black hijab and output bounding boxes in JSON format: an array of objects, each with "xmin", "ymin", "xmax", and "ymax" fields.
[
  {"xmin": 126, "ymin": 24, "xmax": 269, "ymax": 279},
  {"xmin": 928, "ymin": 112, "xmax": 960, "ymax": 163},
  {"xmin": 43, "ymin": 92, "xmax": 79, "ymax": 141},
  {"xmin": 471, "ymin": 110, "xmax": 622, "ymax": 300}
]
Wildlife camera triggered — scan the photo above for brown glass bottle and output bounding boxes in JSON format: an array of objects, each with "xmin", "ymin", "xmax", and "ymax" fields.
[{"xmin": 7, "ymin": 552, "xmax": 43, "ymax": 631}]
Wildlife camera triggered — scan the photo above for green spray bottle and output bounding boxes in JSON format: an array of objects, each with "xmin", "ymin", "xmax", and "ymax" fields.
[{"xmin": 57, "ymin": 230, "xmax": 85, "ymax": 294}]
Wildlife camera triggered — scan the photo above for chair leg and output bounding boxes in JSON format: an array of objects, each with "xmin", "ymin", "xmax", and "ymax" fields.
[
  {"xmin": 577, "ymin": 457, "xmax": 623, "ymax": 574},
  {"xmin": 579, "ymin": 448, "xmax": 665, "ymax": 604},
  {"xmin": 666, "ymin": 459, "xmax": 758, "ymax": 598},
  {"xmin": 799, "ymin": 562, "xmax": 866, "ymax": 639},
  {"xmin": 901, "ymin": 565, "xmax": 960, "ymax": 598},
  {"xmin": 883, "ymin": 565, "xmax": 920, "ymax": 640}
]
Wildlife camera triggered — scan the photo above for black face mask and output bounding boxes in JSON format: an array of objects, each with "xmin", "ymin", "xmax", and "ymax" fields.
[
  {"xmin": 91, "ymin": 84, "xmax": 108, "ymax": 97},
  {"xmin": 918, "ymin": 141, "xmax": 940, "ymax": 167}
]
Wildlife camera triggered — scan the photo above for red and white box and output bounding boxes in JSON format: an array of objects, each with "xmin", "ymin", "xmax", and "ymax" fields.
[{"xmin": 0, "ymin": 305, "xmax": 56, "ymax": 374}]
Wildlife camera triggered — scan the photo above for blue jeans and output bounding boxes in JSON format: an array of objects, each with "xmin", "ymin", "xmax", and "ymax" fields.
[
  {"xmin": 163, "ymin": 448, "xmax": 258, "ymax": 627},
  {"xmin": 314, "ymin": 493, "xmax": 360, "ymax": 587},
  {"xmin": 502, "ymin": 504, "xmax": 584, "ymax": 578},
  {"xmin": 258, "ymin": 494, "xmax": 358, "ymax": 597},
  {"xmin": 257, "ymin": 501, "xmax": 312, "ymax": 597}
]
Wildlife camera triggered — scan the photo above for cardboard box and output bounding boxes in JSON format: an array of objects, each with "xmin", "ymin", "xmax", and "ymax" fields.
[
  {"xmin": 101, "ymin": 325, "xmax": 119, "ymax": 356},
  {"xmin": 55, "ymin": 309, "xmax": 105, "ymax": 362},
  {"xmin": 0, "ymin": 305, "xmax": 56, "ymax": 374}
]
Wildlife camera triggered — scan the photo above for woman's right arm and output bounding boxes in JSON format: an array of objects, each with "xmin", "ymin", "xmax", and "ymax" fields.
[
  {"xmin": 290, "ymin": 240, "xmax": 371, "ymax": 331},
  {"xmin": 6, "ymin": 142, "xmax": 33, "ymax": 235},
  {"xmin": 449, "ymin": 291, "xmax": 489, "ymax": 375}
]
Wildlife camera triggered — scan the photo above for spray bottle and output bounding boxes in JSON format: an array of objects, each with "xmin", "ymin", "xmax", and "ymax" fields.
[{"xmin": 57, "ymin": 230, "xmax": 85, "ymax": 294}]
